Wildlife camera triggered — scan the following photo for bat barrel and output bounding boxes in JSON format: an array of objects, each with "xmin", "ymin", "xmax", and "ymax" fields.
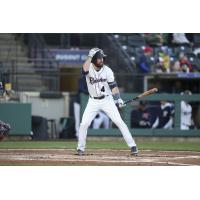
[{"xmin": 123, "ymin": 88, "xmax": 158, "ymax": 105}]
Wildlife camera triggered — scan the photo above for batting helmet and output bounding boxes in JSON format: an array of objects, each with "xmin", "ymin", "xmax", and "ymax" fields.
[{"xmin": 91, "ymin": 49, "xmax": 107, "ymax": 65}]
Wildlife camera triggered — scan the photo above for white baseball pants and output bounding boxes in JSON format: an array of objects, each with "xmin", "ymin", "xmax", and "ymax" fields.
[{"xmin": 77, "ymin": 95, "xmax": 136, "ymax": 151}]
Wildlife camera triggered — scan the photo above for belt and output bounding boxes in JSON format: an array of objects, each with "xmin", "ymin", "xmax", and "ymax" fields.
[{"xmin": 90, "ymin": 95, "xmax": 107, "ymax": 100}]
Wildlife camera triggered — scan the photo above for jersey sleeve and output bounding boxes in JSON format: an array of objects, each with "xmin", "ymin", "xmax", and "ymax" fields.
[
  {"xmin": 81, "ymin": 68, "xmax": 89, "ymax": 76},
  {"xmin": 107, "ymin": 68, "xmax": 115, "ymax": 83}
]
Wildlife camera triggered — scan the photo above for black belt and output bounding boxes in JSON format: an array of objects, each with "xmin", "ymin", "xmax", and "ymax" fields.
[{"xmin": 90, "ymin": 95, "xmax": 106, "ymax": 100}]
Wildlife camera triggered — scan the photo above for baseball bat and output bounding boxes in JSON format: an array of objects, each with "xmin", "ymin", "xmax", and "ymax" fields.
[{"xmin": 124, "ymin": 88, "xmax": 158, "ymax": 105}]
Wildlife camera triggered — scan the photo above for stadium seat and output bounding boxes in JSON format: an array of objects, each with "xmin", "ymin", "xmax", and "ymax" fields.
[
  {"xmin": 174, "ymin": 46, "xmax": 193, "ymax": 56},
  {"xmin": 117, "ymin": 35, "xmax": 128, "ymax": 45},
  {"xmin": 191, "ymin": 57, "xmax": 200, "ymax": 72},
  {"xmin": 122, "ymin": 45, "xmax": 135, "ymax": 55},
  {"xmin": 193, "ymin": 34, "xmax": 200, "ymax": 46},
  {"xmin": 135, "ymin": 47, "xmax": 144, "ymax": 57},
  {"xmin": 127, "ymin": 34, "xmax": 145, "ymax": 47}
]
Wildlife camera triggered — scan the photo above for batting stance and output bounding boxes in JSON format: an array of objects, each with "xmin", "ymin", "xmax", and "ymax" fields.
[{"xmin": 77, "ymin": 48, "xmax": 138, "ymax": 156}]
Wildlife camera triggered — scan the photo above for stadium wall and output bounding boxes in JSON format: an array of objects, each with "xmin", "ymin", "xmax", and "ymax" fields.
[{"xmin": 81, "ymin": 93, "xmax": 200, "ymax": 137}]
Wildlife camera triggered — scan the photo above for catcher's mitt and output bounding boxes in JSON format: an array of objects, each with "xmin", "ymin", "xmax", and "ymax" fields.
[{"xmin": 0, "ymin": 120, "xmax": 11, "ymax": 141}]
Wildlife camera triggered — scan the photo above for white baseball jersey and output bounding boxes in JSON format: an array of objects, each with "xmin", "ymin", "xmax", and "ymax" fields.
[
  {"xmin": 84, "ymin": 63, "xmax": 114, "ymax": 97},
  {"xmin": 181, "ymin": 101, "xmax": 192, "ymax": 130}
]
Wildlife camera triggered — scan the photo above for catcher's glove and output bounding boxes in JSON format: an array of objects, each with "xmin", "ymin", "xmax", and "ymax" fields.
[{"xmin": 0, "ymin": 120, "xmax": 11, "ymax": 141}]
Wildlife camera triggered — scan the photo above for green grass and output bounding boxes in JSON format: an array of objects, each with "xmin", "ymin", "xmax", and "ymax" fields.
[{"xmin": 0, "ymin": 140, "xmax": 200, "ymax": 151}]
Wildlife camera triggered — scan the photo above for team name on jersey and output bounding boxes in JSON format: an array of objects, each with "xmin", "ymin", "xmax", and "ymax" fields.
[{"xmin": 89, "ymin": 77, "xmax": 107, "ymax": 85}]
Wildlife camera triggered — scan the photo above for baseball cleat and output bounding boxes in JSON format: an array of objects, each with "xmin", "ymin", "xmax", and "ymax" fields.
[
  {"xmin": 131, "ymin": 146, "xmax": 138, "ymax": 156},
  {"xmin": 77, "ymin": 149, "xmax": 85, "ymax": 156}
]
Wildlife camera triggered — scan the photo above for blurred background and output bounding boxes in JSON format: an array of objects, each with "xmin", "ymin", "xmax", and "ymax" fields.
[{"xmin": 0, "ymin": 33, "xmax": 200, "ymax": 140}]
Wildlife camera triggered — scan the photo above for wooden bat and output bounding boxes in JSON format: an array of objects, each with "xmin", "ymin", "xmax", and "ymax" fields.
[{"xmin": 124, "ymin": 88, "xmax": 158, "ymax": 105}]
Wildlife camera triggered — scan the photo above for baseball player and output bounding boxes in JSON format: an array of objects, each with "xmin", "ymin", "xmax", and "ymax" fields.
[
  {"xmin": 152, "ymin": 100, "xmax": 174, "ymax": 129},
  {"xmin": 77, "ymin": 48, "xmax": 138, "ymax": 156},
  {"xmin": 131, "ymin": 101, "xmax": 153, "ymax": 128},
  {"xmin": 180, "ymin": 90, "xmax": 192, "ymax": 130}
]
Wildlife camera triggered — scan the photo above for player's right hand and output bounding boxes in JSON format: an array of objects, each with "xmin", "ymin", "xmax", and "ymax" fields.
[
  {"xmin": 115, "ymin": 98, "xmax": 126, "ymax": 108},
  {"xmin": 88, "ymin": 48, "xmax": 100, "ymax": 58}
]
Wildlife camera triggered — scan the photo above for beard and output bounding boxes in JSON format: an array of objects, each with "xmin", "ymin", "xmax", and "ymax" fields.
[{"xmin": 94, "ymin": 61, "xmax": 104, "ymax": 68}]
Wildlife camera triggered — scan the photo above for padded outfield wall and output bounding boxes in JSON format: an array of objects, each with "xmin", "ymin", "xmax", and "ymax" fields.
[{"xmin": 81, "ymin": 93, "xmax": 200, "ymax": 137}]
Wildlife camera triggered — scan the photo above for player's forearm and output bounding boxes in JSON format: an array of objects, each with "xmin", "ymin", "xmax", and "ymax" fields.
[
  {"xmin": 83, "ymin": 57, "xmax": 92, "ymax": 72},
  {"xmin": 111, "ymin": 86, "xmax": 120, "ymax": 94},
  {"xmin": 111, "ymin": 87, "xmax": 121, "ymax": 101}
]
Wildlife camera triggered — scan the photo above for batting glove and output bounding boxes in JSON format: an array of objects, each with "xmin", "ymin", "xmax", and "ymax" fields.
[
  {"xmin": 88, "ymin": 48, "xmax": 100, "ymax": 58},
  {"xmin": 117, "ymin": 98, "xmax": 126, "ymax": 108}
]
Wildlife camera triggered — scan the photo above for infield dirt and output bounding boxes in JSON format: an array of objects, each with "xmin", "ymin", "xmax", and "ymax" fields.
[{"xmin": 0, "ymin": 149, "xmax": 200, "ymax": 166}]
